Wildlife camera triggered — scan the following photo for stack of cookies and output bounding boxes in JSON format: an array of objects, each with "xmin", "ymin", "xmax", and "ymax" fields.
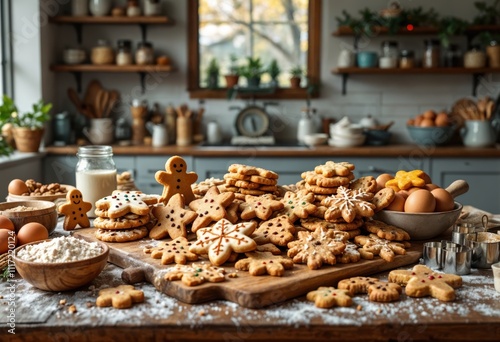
[
  {"xmin": 300, "ymin": 161, "xmax": 356, "ymax": 201},
  {"xmin": 93, "ymin": 190, "xmax": 158, "ymax": 243},
  {"xmin": 223, "ymin": 164, "xmax": 279, "ymax": 199}
]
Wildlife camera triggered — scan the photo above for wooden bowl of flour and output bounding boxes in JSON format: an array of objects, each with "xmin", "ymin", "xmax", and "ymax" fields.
[{"xmin": 13, "ymin": 238, "xmax": 109, "ymax": 291}]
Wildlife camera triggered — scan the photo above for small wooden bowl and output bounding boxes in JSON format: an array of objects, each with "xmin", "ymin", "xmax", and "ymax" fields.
[
  {"xmin": 0, "ymin": 200, "xmax": 58, "ymax": 235},
  {"xmin": 7, "ymin": 184, "xmax": 75, "ymax": 203},
  {"xmin": 13, "ymin": 239, "xmax": 109, "ymax": 291}
]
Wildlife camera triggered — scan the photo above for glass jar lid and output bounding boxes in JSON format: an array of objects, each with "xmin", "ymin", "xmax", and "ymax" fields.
[{"xmin": 77, "ymin": 145, "xmax": 114, "ymax": 158}]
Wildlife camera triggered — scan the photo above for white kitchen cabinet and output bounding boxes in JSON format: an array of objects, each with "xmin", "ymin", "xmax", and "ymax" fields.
[
  {"xmin": 135, "ymin": 155, "xmax": 194, "ymax": 195},
  {"xmin": 431, "ymin": 158, "xmax": 500, "ymax": 213},
  {"xmin": 1, "ymin": 153, "xmax": 43, "ymax": 199},
  {"xmin": 43, "ymin": 155, "xmax": 136, "ymax": 186}
]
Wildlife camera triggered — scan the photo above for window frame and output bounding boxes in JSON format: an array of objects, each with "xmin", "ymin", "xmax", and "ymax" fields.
[
  {"xmin": 0, "ymin": 0, "xmax": 13, "ymax": 97},
  {"xmin": 187, "ymin": 0, "xmax": 321, "ymax": 99}
]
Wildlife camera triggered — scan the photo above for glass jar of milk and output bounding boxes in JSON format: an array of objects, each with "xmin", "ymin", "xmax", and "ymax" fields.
[{"xmin": 76, "ymin": 145, "xmax": 117, "ymax": 217}]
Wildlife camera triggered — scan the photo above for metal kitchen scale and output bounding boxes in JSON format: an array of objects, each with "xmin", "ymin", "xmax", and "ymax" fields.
[{"xmin": 230, "ymin": 101, "xmax": 278, "ymax": 145}]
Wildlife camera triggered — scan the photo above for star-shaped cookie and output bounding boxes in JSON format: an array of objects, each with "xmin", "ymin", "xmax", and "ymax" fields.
[
  {"xmin": 95, "ymin": 190, "xmax": 157, "ymax": 219},
  {"xmin": 189, "ymin": 218, "xmax": 257, "ymax": 266},
  {"xmin": 239, "ymin": 194, "xmax": 284, "ymax": 220},
  {"xmin": 188, "ymin": 186, "xmax": 235, "ymax": 232},
  {"xmin": 149, "ymin": 193, "xmax": 197, "ymax": 240},
  {"xmin": 253, "ymin": 215, "xmax": 296, "ymax": 246},
  {"xmin": 385, "ymin": 169, "xmax": 426, "ymax": 191},
  {"xmin": 143, "ymin": 237, "xmax": 198, "ymax": 265}
]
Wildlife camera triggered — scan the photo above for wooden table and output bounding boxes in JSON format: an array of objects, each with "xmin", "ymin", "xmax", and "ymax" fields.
[{"xmin": 4, "ymin": 222, "xmax": 500, "ymax": 342}]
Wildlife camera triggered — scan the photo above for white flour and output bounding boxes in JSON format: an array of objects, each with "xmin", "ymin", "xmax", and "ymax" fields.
[{"xmin": 16, "ymin": 236, "xmax": 103, "ymax": 263}]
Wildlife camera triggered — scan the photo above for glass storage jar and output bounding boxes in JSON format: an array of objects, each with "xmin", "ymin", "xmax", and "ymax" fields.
[
  {"xmin": 91, "ymin": 39, "xmax": 114, "ymax": 65},
  {"xmin": 464, "ymin": 45, "xmax": 486, "ymax": 68},
  {"xmin": 75, "ymin": 145, "xmax": 117, "ymax": 217},
  {"xmin": 423, "ymin": 39, "xmax": 441, "ymax": 68},
  {"xmin": 487, "ymin": 40, "xmax": 500, "ymax": 67},
  {"xmin": 135, "ymin": 42, "xmax": 154, "ymax": 65},
  {"xmin": 399, "ymin": 50, "xmax": 415, "ymax": 68},
  {"xmin": 380, "ymin": 41, "xmax": 398, "ymax": 68},
  {"xmin": 444, "ymin": 44, "xmax": 462, "ymax": 67},
  {"xmin": 116, "ymin": 39, "xmax": 133, "ymax": 66}
]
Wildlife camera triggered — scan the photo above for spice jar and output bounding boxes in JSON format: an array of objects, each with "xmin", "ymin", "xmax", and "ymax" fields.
[
  {"xmin": 91, "ymin": 39, "xmax": 114, "ymax": 65},
  {"xmin": 399, "ymin": 50, "xmax": 415, "ymax": 68},
  {"xmin": 135, "ymin": 42, "xmax": 154, "ymax": 65},
  {"xmin": 379, "ymin": 41, "xmax": 398, "ymax": 68},
  {"xmin": 464, "ymin": 45, "xmax": 486, "ymax": 68},
  {"xmin": 75, "ymin": 145, "xmax": 117, "ymax": 217},
  {"xmin": 487, "ymin": 40, "xmax": 500, "ymax": 67},
  {"xmin": 126, "ymin": 0, "xmax": 141, "ymax": 17},
  {"xmin": 423, "ymin": 39, "xmax": 441, "ymax": 68},
  {"xmin": 444, "ymin": 44, "xmax": 462, "ymax": 67},
  {"xmin": 131, "ymin": 99, "xmax": 148, "ymax": 145},
  {"xmin": 116, "ymin": 39, "xmax": 133, "ymax": 66}
]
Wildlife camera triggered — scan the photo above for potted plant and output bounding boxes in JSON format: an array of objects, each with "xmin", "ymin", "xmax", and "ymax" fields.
[
  {"xmin": 0, "ymin": 95, "xmax": 16, "ymax": 155},
  {"xmin": 224, "ymin": 54, "xmax": 240, "ymax": 88},
  {"xmin": 289, "ymin": 66, "xmax": 303, "ymax": 88},
  {"xmin": 206, "ymin": 58, "xmax": 220, "ymax": 89},
  {"xmin": 241, "ymin": 56, "xmax": 264, "ymax": 88},
  {"xmin": 7, "ymin": 97, "xmax": 52, "ymax": 152},
  {"xmin": 267, "ymin": 59, "xmax": 281, "ymax": 88}
]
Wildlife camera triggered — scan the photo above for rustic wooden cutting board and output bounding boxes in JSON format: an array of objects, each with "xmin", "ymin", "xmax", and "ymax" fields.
[{"xmin": 74, "ymin": 228, "xmax": 423, "ymax": 308}]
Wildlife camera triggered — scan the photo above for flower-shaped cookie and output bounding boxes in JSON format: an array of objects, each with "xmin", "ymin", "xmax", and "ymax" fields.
[
  {"xmin": 306, "ymin": 286, "xmax": 353, "ymax": 308},
  {"xmin": 276, "ymin": 190, "xmax": 317, "ymax": 223},
  {"xmin": 354, "ymin": 234, "xmax": 409, "ymax": 262},
  {"xmin": 164, "ymin": 263, "xmax": 226, "ymax": 286},
  {"xmin": 385, "ymin": 169, "xmax": 426, "ymax": 191},
  {"xmin": 287, "ymin": 227, "xmax": 346, "ymax": 269},
  {"xmin": 314, "ymin": 161, "xmax": 355, "ymax": 177},
  {"xmin": 322, "ymin": 186, "xmax": 375, "ymax": 223},
  {"xmin": 189, "ymin": 218, "xmax": 257, "ymax": 266},
  {"xmin": 235, "ymin": 251, "xmax": 294, "ymax": 276}
]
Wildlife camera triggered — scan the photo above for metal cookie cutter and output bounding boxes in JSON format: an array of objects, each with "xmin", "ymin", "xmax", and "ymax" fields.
[
  {"xmin": 423, "ymin": 240, "xmax": 471, "ymax": 275},
  {"xmin": 451, "ymin": 222, "xmax": 484, "ymax": 246}
]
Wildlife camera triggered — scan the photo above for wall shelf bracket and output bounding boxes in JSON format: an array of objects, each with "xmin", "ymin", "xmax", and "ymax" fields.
[
  {"xmin": 341, "ymin": 73, "xmax": 349, "ymax": 95},
  {"xmin": 72, "ymin": 71, "xmax": 82, "ymax": 93},
  {"xmin": 73, "ymin": 23, "xmax": 83, "ymax": 44},
  {"xmin": 139, "ymin": 24, "xmax": 147, "ymax": 42}
]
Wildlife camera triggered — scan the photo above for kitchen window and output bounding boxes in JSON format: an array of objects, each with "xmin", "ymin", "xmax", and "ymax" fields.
[
  {"xmin": 0, "ymin": 0, "xmax": 13, "ymax": 96},
  {"xmin": 187, "ymin": 0, "xmax": 320, "ymax": 99}
]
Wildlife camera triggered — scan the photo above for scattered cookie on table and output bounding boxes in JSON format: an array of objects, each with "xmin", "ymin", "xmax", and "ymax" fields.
[
  {"xmin": 388, "ymin": 264, "xmax": 462, "ymax": 301},
  {"xmin": 155, "ymin": 155, "xmax": 198, "ymax": 205},
  {"xmin": 337, "ymin": 276, "xmax": 402, "ymax": 302},
  {"xmin": 306, "ymin": 286, "xmax": 353, "ymax": 308},
  {"xmin": 235, "ymin": 251, "xmax": 294, "ymax": 276},
  {"xmin": 96, "ymin": 285, "xmax": 144, "ymax": 309},
  {"xmin": 58, "ymin": 188, "xmax": 92, "ymax": 230}
]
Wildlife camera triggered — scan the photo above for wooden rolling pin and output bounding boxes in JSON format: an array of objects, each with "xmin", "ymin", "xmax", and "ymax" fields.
[{"xmin": 445, "ymin": 179, "xmax": 469, "ymax": 199}]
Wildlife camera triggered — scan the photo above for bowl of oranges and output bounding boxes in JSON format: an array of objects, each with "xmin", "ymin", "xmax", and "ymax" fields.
[{"xmin": 406, "ymin": 110, "xmax": 456, "ymax": 146}]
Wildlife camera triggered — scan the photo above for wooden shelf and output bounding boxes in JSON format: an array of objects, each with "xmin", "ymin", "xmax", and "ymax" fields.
[
  {"xmin": 51, "ymin": 64, "xmax": 174, "ymax": 73},
  {"xmin": 49, "ymin": 15, "xmax": 173, "ymax": 25},
  {"xmin": 188, "ymin": 87, "xmax": 315, "ymax": 100},
  {"xmin": 332, "ymin": 67, "xmax": 499, "ymax": 96},
  {"xmin": 51, "ymin": 64, "xmax": 175, "ymax": 93},
  {"xmin": 333, "ymin": 24, "xmax": 500, "ymax": 37}
]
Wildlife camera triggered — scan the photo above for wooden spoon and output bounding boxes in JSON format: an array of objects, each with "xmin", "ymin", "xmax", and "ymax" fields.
[
  {"xmin": 103, "ymin": 90, "xmax": 119, "ymax": 118},
  {"xmin": 445, "ymin": 179, "xmax": 469, "ymax": 199},
  {"xmin": 68, "ymin": 88, "xmax": 93, "ymax": 119},
  {"xmin": 84, "ymin": 80, "xmax": 102, "ymax": 117}
]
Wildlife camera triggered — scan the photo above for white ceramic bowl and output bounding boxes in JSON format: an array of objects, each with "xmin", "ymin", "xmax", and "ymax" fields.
[
  {"xmin": 373, "ymin": 202, "xmax": 463, "ymax": 240},
  {"xmin": 63, "ymin": 48, "xmax": 86, "ymax": 65},
  {"xmin": 303, "ymin": 133, "xmax": 328, "ymax": 146},
  {"xmin": 330, "ymin": 123, "xmax": 364, "ymax": 137},
  {"xmin": 328, "ymin": 134, "xmax": 366, "ymax": 147}
]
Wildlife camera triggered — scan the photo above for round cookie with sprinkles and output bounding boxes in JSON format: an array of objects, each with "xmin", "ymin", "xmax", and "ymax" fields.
[{"xmin": 95, "ymin": 190, "xmax": 157, "ymax": 219}]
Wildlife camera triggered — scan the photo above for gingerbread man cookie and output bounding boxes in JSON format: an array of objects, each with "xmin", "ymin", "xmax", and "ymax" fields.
[
  {"xmin": 58, "ymin": 188, "xmax": 92, "ymax": 230},
  {"xmin": 96, "ymin": 285, "xmax": 144, "ymax": 309},
  {"xmin": 388, "ymin": 264, "xmax": 462, "ymax": 301},
  {"xmin": 306, "ymin": 286, "xmax": 353, "ymax": 308},
  {"xmin": 155, "ymin": 155, "xmax": 198, "ymax": 205}
]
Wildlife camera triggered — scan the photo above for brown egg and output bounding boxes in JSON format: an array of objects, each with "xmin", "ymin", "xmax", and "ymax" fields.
[
  {"xmin": 435, "ymin": 112, "xmax": 450, "ymax": 127},
  {"xmin": 376, "ymin": 173, "xmax": 394, "ymax": 192},
  {"xmin": 420, "ymin": 118, "xmax": 435, "ymax": 127},
  {"xmin": 0, "ymin": 216, "xmax": 15, "ymax": 231},
  {"xmin": 423, "ymin": 110, "xmax": 437, "ymax": 120},
  {"xmin": 385, "ymin": 193, "xmax": 406, "ymax": 211},
  {"xmin": 431, "ymin": 188, "xmax": 455, "ymax": 212},
  {"xmin": 404, "ymin": 189, "xmax": 436, "ymax": 213},
  {"xmin": 425, "ymin": 183, "xmax": 439, "ymax": 191},
  {"xmin": 414, "ymin": 114, "xmax": 424, "ymax": 126},
  {"xmin": 407, "ymin": 119, "xmax": 415, "ymax": 126},
  {"xmin": 8, "ymin": 179, "xmax": 29, "ymax": 195},
  {"xmin": 397, "ymin": 189, "xmax": 410, "ymax": 199},
  {"xmin": 0, "ymin": 229, "xmax": 16, "ymax": 254},
  {"xmin": 17, "ymin": 222, "xmax": 48, "ymax": 246}
]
